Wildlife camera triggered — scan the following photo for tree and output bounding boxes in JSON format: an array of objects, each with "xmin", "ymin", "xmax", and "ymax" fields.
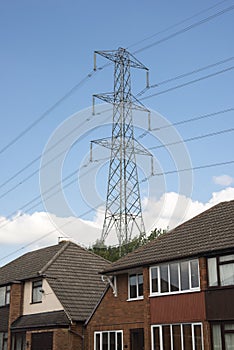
[{"xmin": 89, "ymin": 228, "xmax": 166, "ymax": 262}]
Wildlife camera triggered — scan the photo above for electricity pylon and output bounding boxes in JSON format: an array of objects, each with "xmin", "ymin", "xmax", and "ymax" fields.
[{"xmin": 91, "ymin": 48, "xmax": 152, "ymax": 250}]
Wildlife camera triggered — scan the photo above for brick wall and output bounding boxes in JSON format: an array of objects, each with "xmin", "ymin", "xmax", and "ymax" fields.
[
  {"xmin": 8, "ymin": 282, "xmax": 24, "ymax": 350},
  {"xmin": 86, "ymin": 271, "xmax": 149, "ymax": 350}
]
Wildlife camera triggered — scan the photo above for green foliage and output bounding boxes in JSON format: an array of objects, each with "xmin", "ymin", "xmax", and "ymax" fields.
[{"xmin": 89, "ymin": 228, "xmax": 166, "ymax": 262}]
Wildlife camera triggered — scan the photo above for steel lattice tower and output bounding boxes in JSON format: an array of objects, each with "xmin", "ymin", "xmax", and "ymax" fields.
[{"xmin": 92, "ymin": 48, "xmax": 152, "ymax": 249}]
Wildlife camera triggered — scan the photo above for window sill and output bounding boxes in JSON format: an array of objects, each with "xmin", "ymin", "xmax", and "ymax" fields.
[
  {"xmin": 30, "ymin": 301, "xmax": 42, "ymax": 305},
  {"xmin": 127, "ymin": 296, "xmax": 144, "ymax": 301},
  {"xmin": 150, "ymin": 288, "xmax": 201, "ymax": 297}
]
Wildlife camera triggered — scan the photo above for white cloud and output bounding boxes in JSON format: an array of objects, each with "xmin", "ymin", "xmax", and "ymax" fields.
[
  {"xmin": 213, "ymin": 175, "xmax": 234, "ymax": 186},
  {"xmin": 1, "ymin": 187, "xmax": 234, "ymax": 265}
]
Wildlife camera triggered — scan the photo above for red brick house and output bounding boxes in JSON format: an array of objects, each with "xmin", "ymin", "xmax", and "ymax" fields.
[
  {"xmin": 0, "ymin": 240, "xmax": 110, "ymax": 350},
  {"xmin": 85, "ymin": 200, "xmax": 234, "ymax": 350}
]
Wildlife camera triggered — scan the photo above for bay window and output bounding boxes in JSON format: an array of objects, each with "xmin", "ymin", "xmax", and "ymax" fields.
[{"xmin": 150, "ymin": 259, "xmax": 200, "ymax": 295}]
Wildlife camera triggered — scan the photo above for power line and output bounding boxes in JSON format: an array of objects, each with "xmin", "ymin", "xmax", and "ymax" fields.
[
  {"xmin": 1, "ymin": 58, "xmax": 232, "ymax": 195},
  {"xmin": 128, "ymin": 0, "xmax": 230, "ymax": 50},
  {"xmin": 0, "ymin": 110, "xmax": 110, "ymax": 193},
  {"xmin": 141, "ymin": 66, "xmax": 234, "ymax": 101},
  {"xmin": 1, "ymin": 3, "xmax": 233, "ymax": 158},
  {"xmin": 0, "ymin": 68, "xmax": 104, "ymax": 156},
  {"xmin": 1, "ymin": 121, "xmax": 234, "ymax": 231},
  {"xmin": 148, "ymin": 126, "xmax": 234, "ymax": 151},
  {"xmin": 0, "ymin": 203, "xmax": 102, "ymax": 264},
  {"xmin": 137, "ymin": 57, "xmax": 234, "ymax": 96},
  {"xmin": 134, "ymin": 4, "xmax": 234, "ymax": 55},
  {"xmin": 137, "ymin": 108, "xmax": 234, "ymax": 140},
  {"xmin": 1, "ymin": 157, "xmax": 234, "ymax": 264}
]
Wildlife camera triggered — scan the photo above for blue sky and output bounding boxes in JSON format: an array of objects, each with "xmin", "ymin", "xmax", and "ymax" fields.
[{"xmin": 0, "ymin": 0, "xmax": 233, "ymax": 264}]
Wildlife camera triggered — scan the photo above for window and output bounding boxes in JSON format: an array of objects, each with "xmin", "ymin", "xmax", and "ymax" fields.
[
  {"xmin": 208, "ymin": 254, "xmax": 234, "ymax": 287},
  {"xmin": 94, "ymin": 331, "xmax": 123, "ymax": 350},
  {"xmin": 129, "ymin": 273, "xmax": 143, "ymax": 300},
  {"xmin": 11, "ymin": 333, "xmax": 26, "ymax": 350},
  {"xmin": 0, "ymin": 286, "xmax": 10, "ymax": 307},
  {"xmin": 152, "ymin": 323, "xmax": 203, "ymax": 350},
  {"xmin": 150, "ymin": 259, "xmax": 200, "ymax": 295},
  {"xmin": 32, "ymin": 280, "xmax": 42, "ymax": 303},
  {"xmin": 0, "ymin": 333, "xmax": 8, "ymax": 350},
  {"xmin": 212, "ymin": 323, "xmax": 234, "ymax": 350}
]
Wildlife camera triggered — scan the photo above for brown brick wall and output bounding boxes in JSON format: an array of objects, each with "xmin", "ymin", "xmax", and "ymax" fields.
[
  {"xmin": 86, "ymin": 271, "xmax": 150, "ymax": 350},
  {"xmin": 8, "ymin": 283, "xmax": 24, "ymax": 324},
  {"xmin": 200, "ymin": 257, "xmax": 208, "ymax": 291},
  {"xmin": 26, "ymin": 327, "xmax": 83, "ymax": 350},
  {"xmin": 8, "ymin": 282, "xmax": 24, "ymax": 350}
]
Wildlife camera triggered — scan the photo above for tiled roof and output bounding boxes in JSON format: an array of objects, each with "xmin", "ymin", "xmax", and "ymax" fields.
[
  {"xmin": 0, "ymin": 241, "xmax": 110, "ymax": 321},
  {"xmin": 0, "ymin": 306, "xmax": 9, "ymax": 332},
  {"xmin": 45, "ymin": 242, "xmax": 110, "ymax": 321},
  {"xmin": 102, "ymin": 200, "xmax": 234, "ymax": 274},
  {"xmin": 11, "ymin": 310, "xmax": 69, "ymax": 330},
  {"xmin": 0, "ymin": 243, "xmax": 64, "ymax": 285}
]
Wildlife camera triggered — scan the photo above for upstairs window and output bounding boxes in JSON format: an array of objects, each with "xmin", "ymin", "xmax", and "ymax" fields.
[
  {"xmin": 208, "ymin": 254, "xmax": 234, "ymax": 287},
  {"xmin": 32, "ymin": 280, "xmax": 43, "ymax": 303},
  {"xmin": 150, "ymin": 259, "xmax": 200, "ymax": 295},
  {"xmin": 0, "ymin": 286, "xmax": 10, "ymax": 307},
  {"xmin": 128, "ymin": 273, "xmax": 143, "ymax": 300}
]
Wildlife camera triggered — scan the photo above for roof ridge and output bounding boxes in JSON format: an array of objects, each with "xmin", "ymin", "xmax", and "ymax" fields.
[{"xmin": 39, "ymin": 241, "xmax": 70, "ymax": 275}]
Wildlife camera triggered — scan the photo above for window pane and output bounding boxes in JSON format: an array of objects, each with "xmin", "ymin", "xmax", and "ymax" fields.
[
  {"xmin": 220, "ymin": 254, "xmax": 234, "ymax": 262},
  {"xmin": 5, "ymin": 286, "xmax": 10, "ymax": 305},
  {"xmin": 129, "ymin": 275, "xmax": 137, "ymax": 298},
  {"xmin": 220, "ymin": 263, "xmax": 234, "ymax": 286},
  {"xmin": 225, "ymin": 333, "xmax": 234, "ymax": 350},
  {"xmin": 138, "ymin": 274, "xmax": 143, "ymax": 297},
  {"xmin": 190, "ymin": 260, "xmax": 199, "ymax": 288},
  {"xmin": 212, "ymin": 325, "xmax": 222, "ymax": 350},
  {"xmin": 162, "ymin": 325, "xmax": 171, "ymax": 350},
  {"xmin": 102, "ymin": 333, "xmax": 108, "ymax": 350},
  {"xmin": 117, "ymin": 332, "xmax": 122, "ymax": 350},
  {"xmin": 194, "ymin": 325, "xmax": 202, "ymax": 350},
  {"xmin": 110, "ymin": 332, "xmax": 115, "ymax": 350},
  {"xmin": 170, "ymin": 263, "xmax": 179, "ymax": 292},
  {"xmin": 180, "ymin": 262, "xmax": 189, "ymax": 290},
  {"xmin": 183, "ymin": 325, "xmax": 192, "ymax": 350},
  {"xmin": 0, "ymin": 288, "xmax": 5, "ymax": 306},
  {"xmin": 32, "ymin": 280, "xmax": 42, "ymax": 303},
  {"xmin": 0, "ymin": 333, "xmax": 3, "ymax": 350},
  {"xmin": 153, "ymin": 327, "xmax": 160, "ymax": 350},
  {"xmin": 160, "ymin": 265, "xmax": 169, "ymax": 293},
  {"xmin": 95, "ymin": 334, "xmax": 100, "ymax": 350},
  {"xmin": 208, "ymin": 258, "xmax": 218, "ymax": 286},
  {"xmin": 151, "ymin": 267, "xmax": 158, "ymax": 293},
  {"xmin": 172, "ymin": 325, "xmax": 181, "ymax": 350},
  {"xmin": 225, "ymin": 324, "xmax": 234, "ymax": 331}
]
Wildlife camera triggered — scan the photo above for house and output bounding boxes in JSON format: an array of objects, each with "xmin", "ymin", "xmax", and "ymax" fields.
[
  {"xmin": 0, "ymin": 240, "xmax": 110, "ymax": 350},
  {"xmin": 85, "ymin": 200, "xmax": 234, "ymax": 350}
]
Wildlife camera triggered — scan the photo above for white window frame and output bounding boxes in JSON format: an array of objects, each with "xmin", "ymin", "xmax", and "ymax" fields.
[
  {"xmin": 151, "ymin": 322, "xmax": 204, "ymax": 350},
  {"xmin": 149, "ymin": 259, "xmax": 200, "ymax": 296},
  {"xmin": 94, "ymin": 330, "xmax": 123, "ymax": 350},
  {"xmin": 128, "ymin": 273, "xmax": 144, "ymax": 301}
]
